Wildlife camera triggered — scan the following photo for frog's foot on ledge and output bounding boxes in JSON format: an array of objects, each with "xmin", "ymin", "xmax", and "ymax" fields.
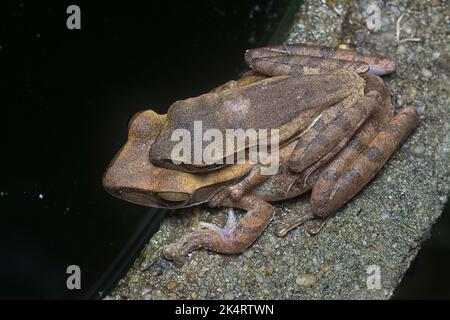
[
  {"xmin": 163, "ymin": 209, "xmax": 238, "ymax": 267},
  {"xmin": 163, "ymin": 196, "xmax": 274, "ymax": 267},
  {"xmin": 275, "ymin": 211, "xmax": 315, "ymax": 237},
  {"xmin": 307, "ymin": 216, "xmax": 331, "ymax": 235}
]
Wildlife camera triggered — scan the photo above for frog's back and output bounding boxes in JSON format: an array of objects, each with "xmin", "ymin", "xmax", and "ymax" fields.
[{"xmin": 150, "ymin": 72, "xmax": 364, "ymax": 169}]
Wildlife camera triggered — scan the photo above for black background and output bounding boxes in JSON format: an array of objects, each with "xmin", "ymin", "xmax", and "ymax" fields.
[
  {"xmin": 0, "ymin": 0, "xmax": 293, "ymax": 299},
  {"xmin": 0, "ymin": 0, "xmax": 448, "ymax": 300}
]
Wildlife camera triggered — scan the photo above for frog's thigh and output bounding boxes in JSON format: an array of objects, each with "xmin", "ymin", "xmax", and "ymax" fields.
[
  {"xmin": 250, "ymin": 55, "xmax": 369, "ymax": 77},
  {"xmin": 289, "ymin": 91, "xmax": 382, "ymax": 174},
  {"xmin": 163, "ymin": 196, "xmax": 274, "ymax": 267},
  {"xmin": 311, "ymin": 107, "xmax": 418, "ymax": 218},
  {"xmin": 245, "ymin": 45, "xmax": 396, "ymax": 75}
]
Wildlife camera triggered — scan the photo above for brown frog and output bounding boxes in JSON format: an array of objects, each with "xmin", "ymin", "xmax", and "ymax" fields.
[{"xmin": 103, "ymin": 44, "xmax": 418, "ymax": 267}]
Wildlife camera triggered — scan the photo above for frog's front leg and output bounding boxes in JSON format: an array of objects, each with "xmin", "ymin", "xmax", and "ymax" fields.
[
  {"xmin": 163, "ymin": 195, "xmax": 274, "ymax": 267},
  {"xmin": 208, "ymin": 165, "xmax": 271, "ymax": 207}
]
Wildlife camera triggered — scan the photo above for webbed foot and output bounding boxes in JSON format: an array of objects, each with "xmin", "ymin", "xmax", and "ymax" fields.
[{"xmin": 163, "ymin": 196, "xmax": 274, "ymax": 267}]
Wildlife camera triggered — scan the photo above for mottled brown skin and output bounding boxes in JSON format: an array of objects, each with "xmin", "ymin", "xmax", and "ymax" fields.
[
  {"xmin": 150, "ymin": 71, "xmax": 365, "ymax": 172},
  {"xmin": 103, "ymin": 44, "xmax": 418, "ymax": 267}
]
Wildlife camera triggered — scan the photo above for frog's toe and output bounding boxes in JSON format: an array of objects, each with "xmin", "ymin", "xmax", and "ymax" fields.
[
  {"xmin": 200, "ymin": 208, "xmax": 236, "ymax": 233},
  {"xmin": 162, "ymin": 210, "xmax": 237, "ymax": 267},
  {"xmin": 162, "ymin": 244, "xmax": 186, "ymax": 267},
  {"xmin": 274, "ymin": 211, "xmax": 315, "ymax": 237}
]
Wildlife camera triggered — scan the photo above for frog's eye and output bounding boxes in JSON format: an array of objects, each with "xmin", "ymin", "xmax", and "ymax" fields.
[{"xmin": 127, "ymin": 111, "xmax": 144, "ymax": 131}]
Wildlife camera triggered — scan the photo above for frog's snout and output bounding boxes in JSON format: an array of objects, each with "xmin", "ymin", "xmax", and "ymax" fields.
[
  {"xmin": 102, "ymin": 167, "xmax": 158, "ymax": 207},
  {"xmin": 103, "ymin": 164, "xmax": 191, "ymax": 208}
]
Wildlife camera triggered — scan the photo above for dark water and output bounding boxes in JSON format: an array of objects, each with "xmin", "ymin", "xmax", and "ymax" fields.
[
  {"xmin": 1, "ymin": 0, "xmax": 448, "ymax": 300},
  {"xmin": 0, "ymin": 0, "xmax": 295, "ymax": 299},
  {"xmin": 393, "ymin": 201, "xmax": 450, "ymax": 299}
]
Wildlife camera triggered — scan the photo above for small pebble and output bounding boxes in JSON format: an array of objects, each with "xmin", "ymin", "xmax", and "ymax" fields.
[
  {"xmin": 432, "ymin": 51, "xmax": 440, "ymax": 59},
  {"xmin": 224, "ymin": 292, "xmax": 234, "ymax": 300},
  {"xmin": 243, "ymin": 249, "xmax": 254, "ymax": 259},
  {"xmin": 266, "ymin": 266, "xmax": 274, "ymax": 275},
  {"xmin": 421, "ymin": 68, "xmax": 432, "ymax": 79},
  {"xmin": 397, "ymin": 45, "xmax": 406, "ymax": 54},
  {"xmin": 199, "ymin": 288, "xmax": 208, "ymax": 297},
  {"xmin": 413, "ymin": 145, "xmax": 425, "ymax": 155},
  {"xmin": 166, "ymin": 281, "xmax": 177, "ymax": 290},
  {"xmin": 295, "ymin": 273, "xmax": 318, "ymax": 287},
  {"xmin": 191, "ymin": 292, "xmax": 198, "ymax": 299}
]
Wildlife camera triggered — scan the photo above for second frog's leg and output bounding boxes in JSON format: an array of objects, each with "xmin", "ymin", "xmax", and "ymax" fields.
[
  {"xmin": 245, "ymin": 44, "xmax": 396, "ymax": 76},
  {"xmin": 249, "ymin": 55, "xmax": 369, "ymax": 77},
  {"xmin": 163, "ymin": 195, "xmax": 274, "ymax": 267}
]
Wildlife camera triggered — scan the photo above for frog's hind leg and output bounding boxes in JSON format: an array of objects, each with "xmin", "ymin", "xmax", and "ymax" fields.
[
  {"xmin": 275, "ymin": 91, "xmax": 382, "ymax": 237},
  {"xmin": 307, "ymin": 216, "xmax": 331, "ymax": 235},
  {"xmin": 288, "ymin": 90, "xmax": 382, "ymax": 175},
  {"xmin": 288, "ymin": 71, "xmax": 400, "ymax": 179},
  {"xmin": 249, "ymin": 55, "xmax": 370, "ymax": 77},
  {"xmin": 245, "ymin": 44, "xmax": 396, "ymax": 76},
  {"xmin": 277, "ymin": 106, "xmax": 417, "ymax": 237},
  {"xmin": 311, "ymin": 106, "xmax": 418, "ymax": 221},
  {"xmin": 275, "ymin": 210, "xmax": 315, "ymax": 237},
  {"xmin": 163, "ymin": 195, "xmax": 274, "ymax": 267}
]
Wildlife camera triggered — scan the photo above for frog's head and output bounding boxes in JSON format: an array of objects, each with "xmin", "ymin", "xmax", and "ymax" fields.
[
  {"xmin": 103, "ymin": 110, "xmax": 181, "ymax": 207},
  {"xmin": 103, "ymin": 110, "xmax": 252, "ymax": 209}
]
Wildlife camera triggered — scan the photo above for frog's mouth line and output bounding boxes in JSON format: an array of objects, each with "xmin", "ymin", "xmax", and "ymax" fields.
[
  {"xmin": 151, "ymin": 159, "xmax": 227, "ymax": 173},
  {"xmin": 105, "ymin": 187, "xmax": 191, "ymax": 209},
  {"xmin": 155, "ymin": 191, "xmax": 191, "ymax": 208},
  {"xmin": 105, "ymin": 187, "xmax": 159, "ymax": 207}
]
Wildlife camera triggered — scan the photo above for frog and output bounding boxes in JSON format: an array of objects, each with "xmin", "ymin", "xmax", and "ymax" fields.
[{"xmin": 103, "ymin": 44, "xmax": 418, "ymax": 267}]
